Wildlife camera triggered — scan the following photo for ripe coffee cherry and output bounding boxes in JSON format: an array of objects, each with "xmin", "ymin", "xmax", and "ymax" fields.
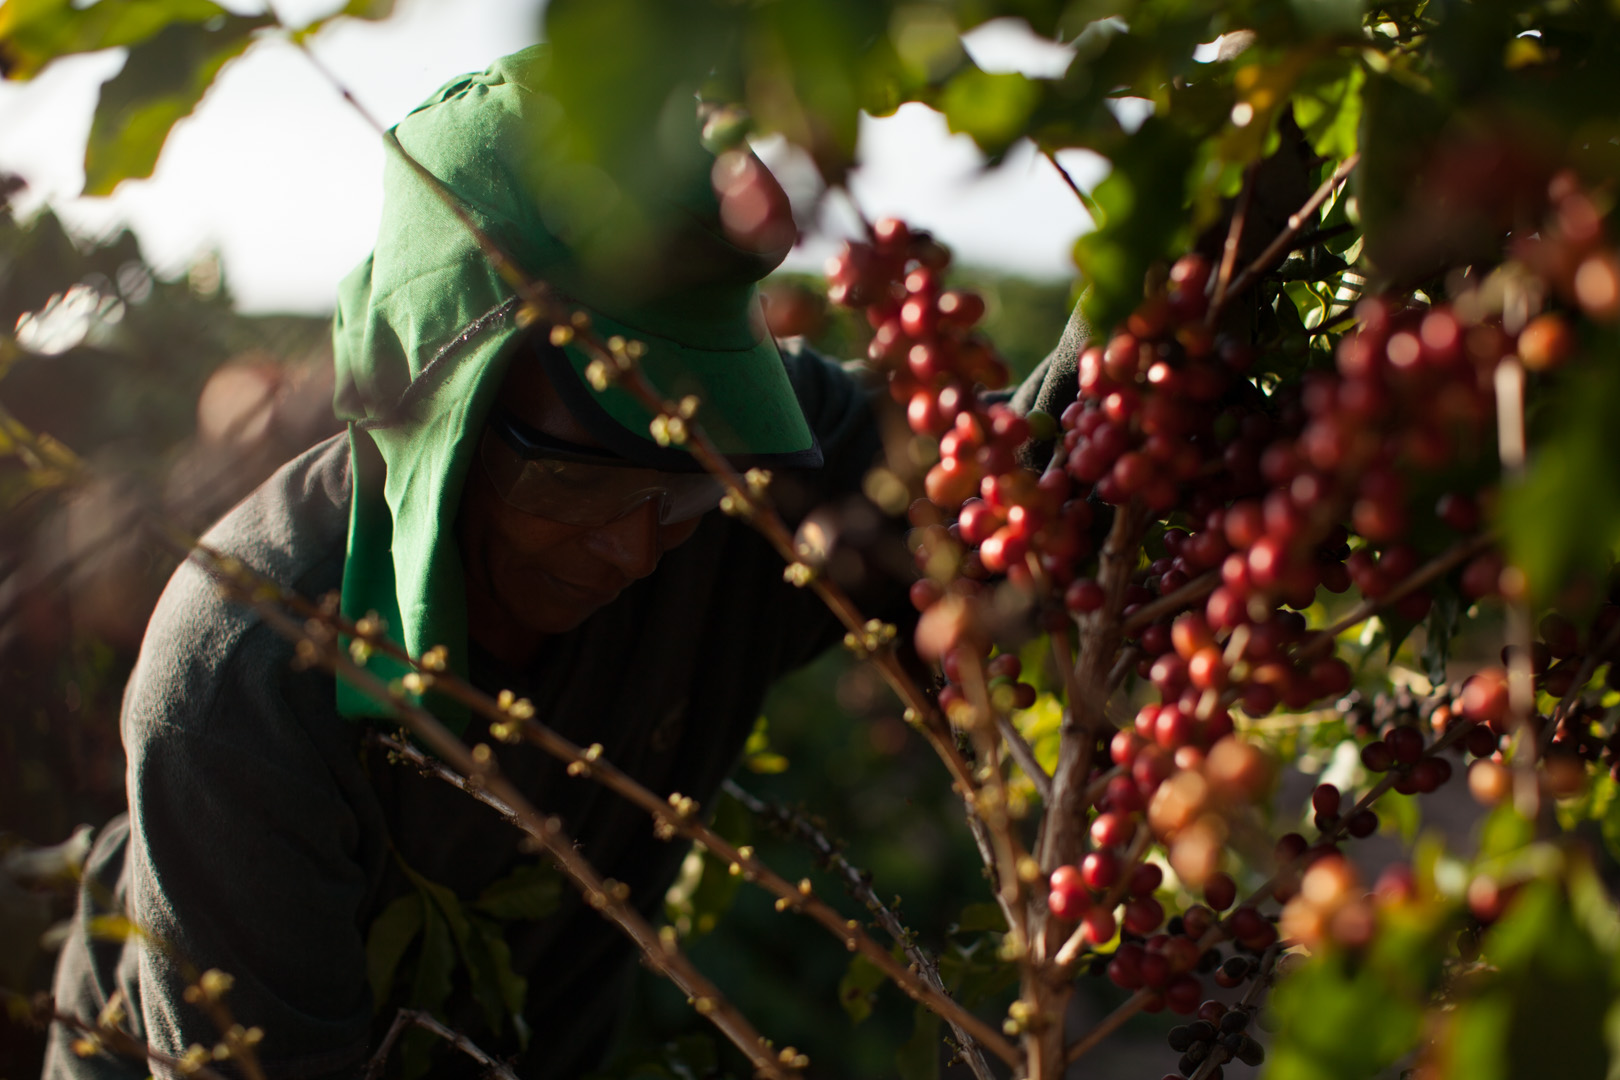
[
  {"xmin": 1410, "ymin": 756, "xmax": 1449, "ymax": 793},
  {"xmin": 1361, "ymin": 740, "xmax": 1395, "ymax": 772},
  {"xmin": 1130, "ymin": 862, "xmax": 1165, "ymax": 897},
  {"xmin": 1082, "ymin": 907, "xmax": 1117, "ymax": 944},
  {"xmin": 1311, "ymin": 783, "xmax": 1342, "ymax": 818},
  {"xmin": 1346, "ymin": 808, "xmax": 1379, "ymax": 838},
  {"xmin": 1386, "ymin": 726, "xmax": 1424, "ymax": 764},
  {"xmin": 1165, "ymin": 974, "xmax": 1202, "ymax": 1015},
  {"xmin": 1227, "ymin": 906, "xmax": 1269, "ymax": 945},
  {"xmin": 1124, "ymin": 895, "xmax": 1166, "ymax": 935},
  {"xmin": 1518, "ymin": 312, "xmax": 1575, "ymax": 372},
  {"xmin": 1214, "ymin": 956, "xmax": 1251, "ymax": 988},
  {"xmin": 1204, "ymin": 872, "xmax": 1237, "ymax": 912},
  {"xmin": 1066, "ymin": 578, "xmax": 1106, "ymax": 613},
  {"xmin": 1049, "ymin": 865, "xmax": 1090, "ymax": 919},
  {"xmin": 909, "ymin": 578, "xmax": 943, "ymax": 613},
  {"xmin": 1139, "ymin": 951, "xmax": 1171, "ymax": 989},
  {"xmin": 1091, "ymin": 812, "xmax": 1133, "ymax": 849},
  {"xmin": 1465, "ymin": 723, "xmax": 1501, "ymax": 758},
  {"xmin": 1461, "ymin": 670, "xmax": 1511, "ymax": 730},
  {"xmin": 1274, "ymin": 832, "xmax": 1308, "ymax": 864},
  {"xmin": 1082, "ymin": 849, "xmax": 1121, "ymax": 890}
]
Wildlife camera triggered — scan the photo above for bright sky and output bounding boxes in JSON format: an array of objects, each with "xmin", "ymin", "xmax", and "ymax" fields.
[{"xmin": 0, "ymin": 0, "xmax": 1105, "ymax": 314}]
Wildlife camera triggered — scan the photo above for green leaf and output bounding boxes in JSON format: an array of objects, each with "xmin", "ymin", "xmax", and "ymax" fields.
[
  {"xmin": 399, "ymin": 902, "xmax": 456, "ymax": 1079},
  {"xmin": 1292, "ymin": 62, "xmax": 1363, "ymax": 162},
  {"xmin": 1443, "ymin": 878, "xmax": 1613, "ymax": 1080},
  {"xmin": 743, "ymin": 715, "xmax": 790, "ymax": 774},
  {"xmin": 366, "ymin": 892, "xmax": 424, "ymax": 1007},
  {"xmin": 1422, "ymin": 585, "xmax": 1461, "ymax": 688},
  {"xmin": 1266, "ymin": 912, "xmax": 1439, "ymax": 1080},
  {"xmin": 1478, "ymin": 802, "xmax": 1535, "ymax": 861},
  {"xmin": 950, "ymin": 902, "xmax": 1009, "ymax": 936},
  {"xmin": 1074, "ymin": 116, "xmax": 1196, "ymax": 335},
  {"xmin": 409, "ymin": 900, "xmax": 456, "ymax": 1011},
  {"xmin": 1378, "ymin": 789, "xmax": 1420, "ymax": 843},
  {"xmin": 837, "ymin": 951, "xmax": 886, "ymax": 1025},
  {"xmin": 894, "ymin": 1002, "xmax": 941, "ymax": 1080},
  {"xmin": 473, "ymin": 862, "xmax": 561, "ymax": 921},
  {"xmin": 939, "ymin": 67, "xmax": 1041, "ymax": 157},
  {"xmin": 473, "ymin": 918, "xmax": 530, "ymax": 1049},
  {"xmin": 460, "ymin": 913, "xmax": 521, "ymax": 1038},
  {"xmin": 1604, "ymin": 787, "xmax": 1620, "ymax": 865},
  {"xmin": 82, "ymin": 15, "xmax": 269, "ymax": 196},
  {"xmin": 0, "ymin": 0, "xmax": 228, "ymax": 80},
  {"xmin": 340, "ymin": 0, "xmax": 394, "ymax": 19}
]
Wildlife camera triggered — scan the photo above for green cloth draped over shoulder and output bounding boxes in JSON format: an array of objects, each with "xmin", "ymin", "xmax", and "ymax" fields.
[{"xmin": 330, "ymin": 46, "xmax": 819, "ymax": 729}]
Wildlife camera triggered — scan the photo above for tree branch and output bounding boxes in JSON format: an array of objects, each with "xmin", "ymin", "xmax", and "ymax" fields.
[
  {"xmin": 3, "ymin": 989, "xmax": 231, "ymax": 1080},
  {"xmin": 362, "ymin": 1008, "xmax": 520, "ymax": 1080},
  {"xmin": 1210, "ymin": 153, "xmax": 1361, "ymax": 323}
]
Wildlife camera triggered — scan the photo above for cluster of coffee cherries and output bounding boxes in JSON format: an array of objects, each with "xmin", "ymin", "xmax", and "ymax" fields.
[
  {"xmin": 827, "ymin": 220, "xmax": 1101, "ymax": 661},
  {"xmin": 1044, "ymin": 732, "xmax": 1280, "ymax": 1013},
  {"xmin": 1163, "ymin": 995, "xmax": 1266, "ymax": 1079},
  {"xmin": 825, "ymin": 218, "xmax": 1010, "ymax": 448},
  {"xmin": 930, "ymin": 650, "xmax": 1039, "ymax": 721},
  {"xmin": 1513, "ymin": 169, "xmax": 1620, "ymax": 336}
]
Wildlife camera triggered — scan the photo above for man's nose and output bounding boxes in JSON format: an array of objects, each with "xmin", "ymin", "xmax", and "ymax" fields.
[{"xmin": 582, "ymin": 498, "xmax": 665, "ymax": 581}]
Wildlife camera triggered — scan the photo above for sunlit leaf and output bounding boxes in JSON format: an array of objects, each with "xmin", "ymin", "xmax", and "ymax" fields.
[
  {"xmin": 82, "ymin": 15, "xmax": 270, "ymax": 196},
  {"xmin": 0, "ymin": 0, "xmax": 228, "ymax": 80},
  {"xmin": 1074, "ymin": 116, "xmax": 1195, "ymax": 334},
  {"xmin": 939, "ymin": 67, "xmax": 1041, "ymax": 156}
]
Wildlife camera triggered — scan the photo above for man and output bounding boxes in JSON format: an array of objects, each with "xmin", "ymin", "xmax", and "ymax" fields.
[{"xmin": 44, "ymin": 47, "xmax": 899, "ymax": 1079}]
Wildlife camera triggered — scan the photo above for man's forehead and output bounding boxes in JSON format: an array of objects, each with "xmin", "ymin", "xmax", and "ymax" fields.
[{"xmin": 498, "ymin": 357, "xmax": 605, "ymax": 450}]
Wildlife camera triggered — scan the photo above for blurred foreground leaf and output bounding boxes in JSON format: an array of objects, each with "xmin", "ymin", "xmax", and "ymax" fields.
[
  {"xmin": 0, "ymin": 0, "xmax": 227, "ymax": 79},
  {"xmin": 83, "ymin": 15, "xmax": 271, "ymax": 196}
]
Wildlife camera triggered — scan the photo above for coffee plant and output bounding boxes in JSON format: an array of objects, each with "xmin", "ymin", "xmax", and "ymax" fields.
[{"xmin": 7, "ymin": 0, "xmax": 1620, "ymax": 1078}]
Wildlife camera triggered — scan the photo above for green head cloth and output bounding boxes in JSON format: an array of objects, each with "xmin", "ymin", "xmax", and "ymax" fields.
[{"xmin": 330, "ymin": 46, "xmax": 817, "ymax": 727}]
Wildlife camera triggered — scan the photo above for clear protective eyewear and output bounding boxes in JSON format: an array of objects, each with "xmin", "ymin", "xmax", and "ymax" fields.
[{"xmin": 480, "ymin": 409, "xmax": 725, "ymax": 527}]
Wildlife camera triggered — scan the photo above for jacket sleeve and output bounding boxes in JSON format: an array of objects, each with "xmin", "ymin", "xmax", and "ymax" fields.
[{"xmin": 116, "ymin": 581, "xmax": 379, "ymax": 1080}]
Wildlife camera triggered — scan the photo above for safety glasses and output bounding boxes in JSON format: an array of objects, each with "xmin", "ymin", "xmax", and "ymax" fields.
[{"xmin": 479, "ymin": 409, "xmax": 725, "ymax": 527}]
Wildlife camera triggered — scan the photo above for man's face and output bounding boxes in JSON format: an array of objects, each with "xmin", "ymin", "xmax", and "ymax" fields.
[{"xmin": 459, "ymin": 358, "xmax": 704, "ymax": 661}]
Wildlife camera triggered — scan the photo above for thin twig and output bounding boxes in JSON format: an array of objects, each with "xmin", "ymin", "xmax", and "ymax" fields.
[
  {"xmin": 1042, "ymin": 504, "xmax": 1147, "ymax": 873},
  {"xmin": 999, "ymin": 713, "xmax": 1053, "ymax": 803},
  {"xmin": 362, "ymin": 1008, "xmax": 520, "ymax": 1080},
  {"xmin": 351, "ymin": 634, "xmax": 1016, "ymax": 1063},
  {"xmin": 1299, "ymin": 532, "xmax": 1496, "ymax": 660},
  {"xmin": 1044, "ymin": 150, "xmax": 1102, "ymax": 221},
  {"xmin": 1208, "ymin": 162, "xmax": 1260, "ymax": 325},
  {"xmin": 1211, "ymin": 153, "xmax": 1361, "ymax": 323},
  {"xmin": 195, "ymin": 574, "xmax": 798, "ymax": 1080},
  {"xmin": 1064, "ymin": 988, "xmax": 1152, "ymax": 1063},
  {"xmin": 721, "ymin": 781, "xmax": 998, "ymax": 1080},
  {"xmin": 1121, "ymin": 570, "xmax": 1221, "ymax": 636},
  {"xmin": 3, "ymin": 989, "xmax": 230, "ymax": 1080},
  {"xmin": 958, "ymin": 652, "xmax": 1035, "ymax": 951}
]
